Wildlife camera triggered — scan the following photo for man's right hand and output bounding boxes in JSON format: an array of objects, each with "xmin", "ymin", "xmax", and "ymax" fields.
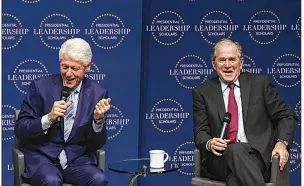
[
  {"xmin": 208, "ymin": 137, "xmax": 230, "ymax": 156},
  {"xmin": 48, "ymin": 100, "xmax": 72, "ymax": 124}
]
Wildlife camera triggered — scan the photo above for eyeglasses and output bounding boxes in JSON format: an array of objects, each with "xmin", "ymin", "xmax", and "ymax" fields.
[{"xmin": 216, "ymin": 57, "xmax": 239, "ymax": 64}]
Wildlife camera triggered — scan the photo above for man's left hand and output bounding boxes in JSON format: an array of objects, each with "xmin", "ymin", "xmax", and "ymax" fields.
[
  {"xmin": 271, "ymin": 141, "xmax": 289, "ymax": 171},
  {"xmin": 94, "ymin": 98, "xmax": 111, "ymax": 120}
]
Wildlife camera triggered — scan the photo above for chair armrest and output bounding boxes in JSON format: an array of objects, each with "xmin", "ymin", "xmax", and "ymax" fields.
[
  {"xmin": 270, "ymin": 154, "xmax": 289, "ymax": 186},
  {"xmin": 12, "ymin": 148, "xmax": 25, "ymax": 186},
  {"xmin": 194, "ymin": 148, "xmax": 201, "ymax": 177},
  {"xmin": 96, "ymin": 149, "xmax": 105, "ymax": 171}
]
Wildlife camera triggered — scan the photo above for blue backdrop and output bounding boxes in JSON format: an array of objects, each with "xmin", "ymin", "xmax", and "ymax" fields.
[{"xmin": 2, "ymin": 0, "xmax": 301, "ymax": 185}]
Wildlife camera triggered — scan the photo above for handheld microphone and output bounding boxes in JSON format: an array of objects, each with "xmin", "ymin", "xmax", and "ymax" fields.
[
  {"xmin": 56, "ymin": 86, "xmax": 71, "ymax": 123},
  {"xmin": 219, "ymin": 112, "xmax": 232, "ymax": 139}
]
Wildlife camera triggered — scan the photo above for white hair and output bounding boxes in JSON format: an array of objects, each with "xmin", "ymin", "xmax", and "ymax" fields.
[{"xmin": 59, "ymin": 38, "xmax": 92, "ymax": 65}]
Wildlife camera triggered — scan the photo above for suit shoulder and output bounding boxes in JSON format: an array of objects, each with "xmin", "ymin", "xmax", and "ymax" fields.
[
  {"xmin": 33, "ymin": 74, "xmax": 60, "ymax": 85},
  {"xmin": 85, "ymin": 77, "xmax": 107, "ymax": 93},
  {"xmin": 241, "ymin": 72, "xmax": 268, "ymax": 83},
  {"xmin": 193, "ymin": 78, "xmax": 215, "ymax": 92}
]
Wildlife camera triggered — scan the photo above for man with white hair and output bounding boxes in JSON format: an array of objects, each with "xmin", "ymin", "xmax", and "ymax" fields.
[{"xmin": 15, "ymin": 38, "xmax": 109, "ymax": 186}]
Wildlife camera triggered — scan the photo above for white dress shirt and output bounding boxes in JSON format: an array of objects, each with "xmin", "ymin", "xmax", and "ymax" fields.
[{"xmin": 206, "ymin": 78, "xmax": 248, "ymax": 151}]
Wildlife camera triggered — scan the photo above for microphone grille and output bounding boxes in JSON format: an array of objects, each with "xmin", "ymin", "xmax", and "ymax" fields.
[
  {"xmin": 62, "ymin": 86, "xmax": 70, "ymax": 97},
  {"xmin": 223, "ymin": 112, "xmax": 231, "ymax": 123}
]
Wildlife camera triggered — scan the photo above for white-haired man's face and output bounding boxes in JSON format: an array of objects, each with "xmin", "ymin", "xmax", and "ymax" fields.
[{"xmin": 60, "ymin": 53, "xmax": 90, "ymax": 88}]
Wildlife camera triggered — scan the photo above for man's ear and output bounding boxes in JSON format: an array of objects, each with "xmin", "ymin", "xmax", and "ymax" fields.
[
  {"xmin": 212, "ymin": 61, "xmax": 216, "ymax": 70},
  {"xmin": 240, "ymin": 57, "xmax": 244, "ymax": 70},
  {"xmin": 85, "ymin": 62, "xmax": 91, "ymax": 72}
]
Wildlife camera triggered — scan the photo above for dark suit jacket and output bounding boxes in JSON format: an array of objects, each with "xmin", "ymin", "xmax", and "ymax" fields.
[
  {"xmin": 192, "ymin": 73, "xmax": 296, "ymax": 168},
  {"xmin": 15, "ymin": 74, "xmax": 108, "ymax": 178}
]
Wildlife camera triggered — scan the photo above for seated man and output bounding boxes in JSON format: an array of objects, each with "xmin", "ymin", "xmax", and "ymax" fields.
[
  {"xmin": 15, "ymin": 38, "xmax": 110, "ymax": 186},
  {"xmin": 192, "ymin": 38, "xmax": 296, "ymax": 186}
]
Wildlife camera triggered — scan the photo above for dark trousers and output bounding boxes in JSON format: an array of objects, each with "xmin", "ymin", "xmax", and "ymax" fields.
[
  {"xmin": 201, "ymin": 143, "xmax": 269, "ymax": 186},
  {"xmin": 28, "ymin": 163, "xmax": 107, "ymax": 186}
]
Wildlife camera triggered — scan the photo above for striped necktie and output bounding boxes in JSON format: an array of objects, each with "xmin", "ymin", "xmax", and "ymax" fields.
[
  {"xmin": 64, "ymin": 89, "xmax": 77, "ymax": 141},
  {"xmin": 59, "ymin": 89, "xmax": 77, "ymax": 169}
]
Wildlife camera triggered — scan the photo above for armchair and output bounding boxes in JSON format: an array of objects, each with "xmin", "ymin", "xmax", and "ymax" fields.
[
  {"xmin": 12, "ymin": 110, "xmax": 106, "ymax": 186},
  {"xmin": 191, "ymin": 148, "xmax": 289, "ymax": 186}
]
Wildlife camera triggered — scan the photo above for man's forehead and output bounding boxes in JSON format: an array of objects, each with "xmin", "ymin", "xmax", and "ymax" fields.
[{"xmin": 60, "ymin": 60, "xmax": 84, "ymax": 67}]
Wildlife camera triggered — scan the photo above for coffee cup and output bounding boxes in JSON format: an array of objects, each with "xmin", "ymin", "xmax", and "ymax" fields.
[{"xmin": 149, "ymin": 150, "xmax": 169, "ymax": 168}]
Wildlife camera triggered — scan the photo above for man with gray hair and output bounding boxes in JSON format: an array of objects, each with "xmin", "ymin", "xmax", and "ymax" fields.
[
  {"xmin": 192, "ymin": 38, "xmax": 296, "ymax": 185},
  {"xmin": 15, "ymin": 38, "xmax": 109, "ymax": 186}
]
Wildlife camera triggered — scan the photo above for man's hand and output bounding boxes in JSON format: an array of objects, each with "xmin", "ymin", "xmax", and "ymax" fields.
[
  {"xmin": 48, "ymin": 100, "xmax": 72, "ymax": 123},
  {"xmin": 272, "ymin": 141, "xmax": 289, "ymax": 171},
  {"xmin": 208, "ymin": 137, "xmax": 230, "ymax": 156},
  {"xmin": 94, "ymin": 98, "xmax": 111, "ymax": 120}
]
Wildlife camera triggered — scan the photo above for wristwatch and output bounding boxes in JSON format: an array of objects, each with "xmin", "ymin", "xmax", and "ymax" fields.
[
  {"xmin": 94, "ymin": 118, "xmax": 104, "ymax": 124},
  {"xmin": 277, "ymin": 139, "xmax": 288, "ymax": 147}
]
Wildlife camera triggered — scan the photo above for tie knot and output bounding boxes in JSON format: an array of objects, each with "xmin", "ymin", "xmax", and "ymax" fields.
[{"xmin": 228, "ymin": 83, "xmax": 235, "ymax": 89}]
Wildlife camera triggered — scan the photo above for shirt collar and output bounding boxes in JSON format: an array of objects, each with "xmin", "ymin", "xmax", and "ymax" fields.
[
  {"xmin": 219, "ymin": 77, "xmax": 240, "ymax": 92},
  {"xmin": 63, "ymin": 81, "xmax": 82, "ymax": 93}
]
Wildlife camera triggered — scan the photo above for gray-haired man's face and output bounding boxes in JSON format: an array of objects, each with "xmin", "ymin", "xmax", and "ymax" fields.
[{"xmin": 60, "ymin": 53, "xmax": 90, "ymax": 88}]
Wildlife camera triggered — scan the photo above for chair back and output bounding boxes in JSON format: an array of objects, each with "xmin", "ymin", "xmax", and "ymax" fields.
[{"xmin": 14, "ymin": 109, "xmax": 20, "ymax": 148}]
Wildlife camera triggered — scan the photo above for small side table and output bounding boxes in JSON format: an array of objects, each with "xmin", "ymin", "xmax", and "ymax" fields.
[{"xmin": 108, "ymin": 158, "xmax": 180, "ymax": 186}]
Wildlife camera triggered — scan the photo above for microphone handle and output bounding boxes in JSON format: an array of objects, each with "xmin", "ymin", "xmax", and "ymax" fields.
[
  {"xmin": 55, "ymin": 96, "xmax": 68, "ymax": 123},
  {"xmin": 219, "ymin": 122, "xmax": 228, "ymax": 139}
]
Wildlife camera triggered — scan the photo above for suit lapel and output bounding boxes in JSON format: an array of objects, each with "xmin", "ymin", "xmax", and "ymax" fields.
[
  {"xmin": 50, "ymin": 75, "xmax": 65, "ymax": 131},
  {"xmin": 51, "ymin": 75, "xmax": 63, "ymax": 103},
  {"xmin": 209, "ymin": 78, "xmax": 226, "ymax": 122},
  {"xmin": 66, "ymin": 78, "xmax": 92, "ymax": 142},
  {"xmin": 239, "ymin": 74, "xmax": 251, "ymax": 125}
]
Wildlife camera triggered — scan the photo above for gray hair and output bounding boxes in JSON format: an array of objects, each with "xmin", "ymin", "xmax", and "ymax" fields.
[
  {"xmin": 59, "ymin": 38, "xmax": 92, "ymax": 66},
  {"xmin": 212, "ymin": 38, "xmax": 243, "ymax": 61}
]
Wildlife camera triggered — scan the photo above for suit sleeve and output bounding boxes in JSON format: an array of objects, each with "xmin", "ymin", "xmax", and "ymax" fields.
[
  {"xmin": 86, "ymin": 90, "xmax": 108, "ymax": 151},
  {"xmin": 263, "ymin": 76, "xmax": 297, "ymax": 148},
  {"xmin": 192, "ymin": 88, "xmax": 212, "ymax": 156},
  {"xmin": 14, "ymin": 81, "xmax": 46, "ymax": 140}
]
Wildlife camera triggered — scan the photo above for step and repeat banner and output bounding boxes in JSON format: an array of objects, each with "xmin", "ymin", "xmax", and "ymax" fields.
[
  {"xmin": 2, "ymin": 0, "xmax": 142, "ymax": 186},
  {"xmin": 2, "ymin": 0, "xmax": 301, "ymax": 186},
  {"xmin": 139, "ymin": 0, "xmax": 301, "ymax": 186}
]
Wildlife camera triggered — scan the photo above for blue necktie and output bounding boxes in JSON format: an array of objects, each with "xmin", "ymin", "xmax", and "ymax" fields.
[
  {"xmin": 64, "ymin": 90, "xmax": 77, "ymax": 141},
  {"xmin": 59, "ymin": 89, "xmax": 77, "ymax": 169}
]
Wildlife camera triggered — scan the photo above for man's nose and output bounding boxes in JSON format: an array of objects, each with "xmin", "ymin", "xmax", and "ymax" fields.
[
  {"xmin": 66, "ymin": 68, "xmax": 73, "ymax": 76},
  {"xmin": 223, "ymin": 60, "xmax": 231, "ymax": 67}
]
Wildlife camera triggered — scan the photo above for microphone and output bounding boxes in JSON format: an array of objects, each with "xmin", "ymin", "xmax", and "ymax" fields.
[
  {"xmin": 219, "ymin": 112, "xmax": 232, "ymax": 139},
  {"xmin": 56, "ymin": 86, "xmax": 71, "ymax": 123}
]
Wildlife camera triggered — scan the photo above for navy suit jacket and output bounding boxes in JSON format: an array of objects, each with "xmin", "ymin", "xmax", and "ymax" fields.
[{"xmin": 15, "ymin": 74, "xmax": 108, "ymax": 178}]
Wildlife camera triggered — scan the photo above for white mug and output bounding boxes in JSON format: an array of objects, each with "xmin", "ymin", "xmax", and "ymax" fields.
[
  {"xmin": 149, "ymin": 150, "xmax": 169, "ymax": 168},
  {"xmin": 150, "ymin": 167, "xmax": 165, "ymax": 173}
]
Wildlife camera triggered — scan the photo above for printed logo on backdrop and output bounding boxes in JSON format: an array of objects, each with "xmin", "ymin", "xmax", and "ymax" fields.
[
  {"xmin": 294, "ymin": 101, "xmax": 301, "ymax": 135},
  {"xmin": 106, "ymin": 105, "xmax": 130, "ymax": 140},
  {"xmin": 169, "ymin": 55, "xmax": 213, "ymax": 89},
  {"xmin": 8, "ymin": 59, "xmax": 51, "ymax": 94},
  {"xmin": 244, "ymin": 10, "xmax": 286, "ymax": 44},
  {"xmin": 21, "ymin": 0, "xmax": 40, "ymax": 3},
  {"xmin": 75, "ymin": 0, "xmax": 93, "ymax": 3},
  {"xmin": 86, "ymin": 14, "xmax": 131, "ymax": 49},
  {"xmin": 267, "ymin": 54, "xmax": 300, "ymax": 88},
  {"xmin": 241, "ymin": 55, "xmax": 262, "ymax": 74},
  {"xmin": 169, "ymin": 142, "xmax": 195, "ymax": 175},
  {"xmin": 2, "ymin": 105, "xmax": 16, "ymax": 141},
  {"xmin": 85, "ymin": 63, "xmax": 106, "ymax": 83},
  {"xmin": 34, "ymin": 13, "xmax": 80, "ymax": 49},
  {"xmin": 289, "ymin": 141, "xmax": 301, "ymax": 173},
  {"xmin": 146, "ymin": 99, "xmax": 190, "ymax": 133},
  {"xmin": 2, "ymin": 13, "xmax": 29, "ymax": 50},
  {"xmin": 7, "ymin": 164, "xmax": 14, "ymax": 172},
  {"xmin": 146, "ymin": 11, "xmax": 190, "ymax": 46},
  {"xmin": 195, "ymin": 10, "xmax": 238, "ymax": 45},
  {"xmin": 290, "ymin": 16, "xmax": 301, "ymax": 38}
]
